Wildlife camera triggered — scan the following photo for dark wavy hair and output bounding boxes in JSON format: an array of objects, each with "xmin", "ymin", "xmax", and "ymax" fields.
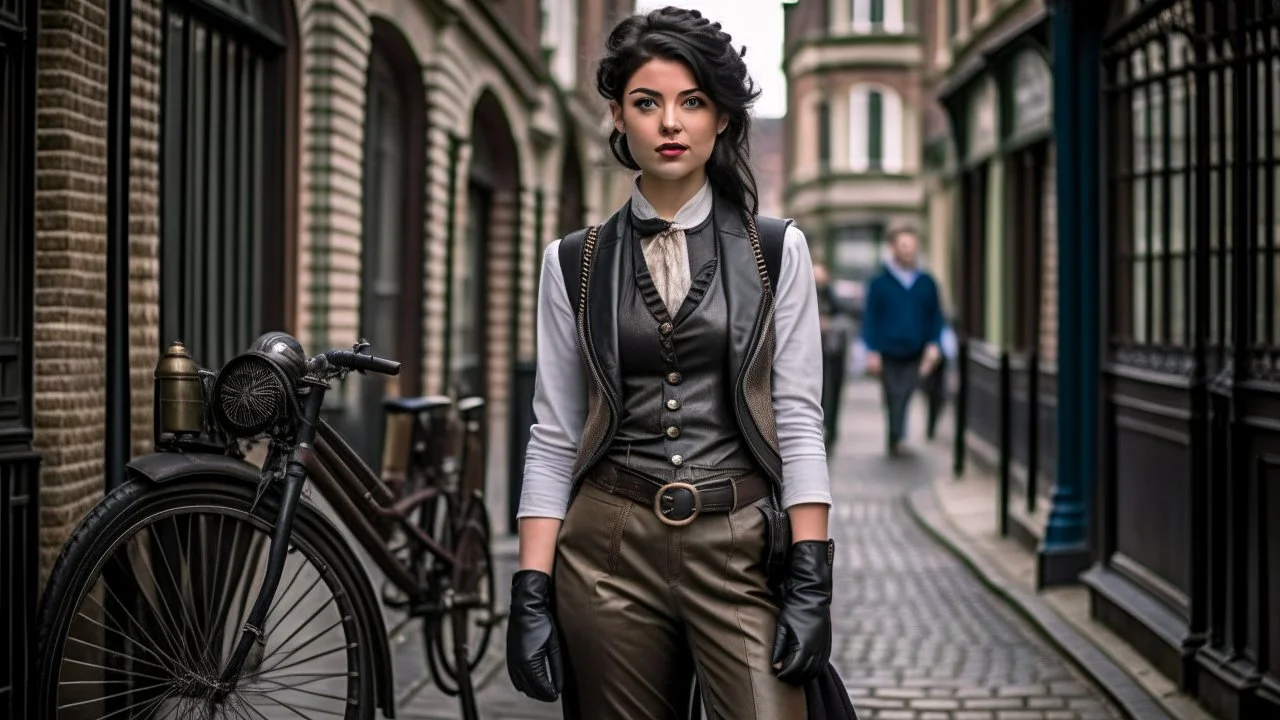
[{"xmin": 596, "ymin": 6, "xmax": 763, "ymax": 216}]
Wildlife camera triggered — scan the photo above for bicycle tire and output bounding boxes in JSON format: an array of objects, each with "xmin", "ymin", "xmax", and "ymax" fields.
[
  {"xmin": 425, "ymin": 496, "xmax": 496, "ymax": 689},
  {"xmin": 34, "ymin": 477, "xmax": 381, "ymax": 720}
]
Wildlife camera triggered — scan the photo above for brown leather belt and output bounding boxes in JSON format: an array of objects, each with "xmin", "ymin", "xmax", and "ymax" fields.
[{"xmin": 586, "ymin": 461, "xmax": 771, "ymax": 527}]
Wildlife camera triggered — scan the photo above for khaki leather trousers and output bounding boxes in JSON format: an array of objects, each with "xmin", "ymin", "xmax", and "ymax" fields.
[{"xmin": 554, "ymin": 478, "xmax": 807, "ymax": 720}]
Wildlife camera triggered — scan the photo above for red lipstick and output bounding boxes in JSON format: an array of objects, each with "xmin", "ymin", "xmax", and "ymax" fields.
[{"xmin": 657, "ymin": 143, "xmax": 688, "ymax": 158}]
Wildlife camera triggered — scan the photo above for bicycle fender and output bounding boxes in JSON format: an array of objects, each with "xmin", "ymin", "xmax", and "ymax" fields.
[
  {"xmin": 124, "ymin": 450, "xmax": 399, "ymax": 717},
  {"xmin": 126, "ymin": 451, "xmax": 262, "ymax": 485}
]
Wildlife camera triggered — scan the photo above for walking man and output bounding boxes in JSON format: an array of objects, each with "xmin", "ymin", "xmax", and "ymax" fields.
[{"xmin": 861, "ymin": 227, "xmax": 944, "ymax": 456}]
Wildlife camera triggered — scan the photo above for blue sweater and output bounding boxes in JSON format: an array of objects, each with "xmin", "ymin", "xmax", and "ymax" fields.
[{"xmin": 860, "ymin": 267, "xmax": 944, "ymax": 360}]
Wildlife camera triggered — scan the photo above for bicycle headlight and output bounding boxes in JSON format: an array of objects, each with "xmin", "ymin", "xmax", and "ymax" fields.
[{"xmin": 209, "ymin": 350, "xmax": 300, "ymax": 439}]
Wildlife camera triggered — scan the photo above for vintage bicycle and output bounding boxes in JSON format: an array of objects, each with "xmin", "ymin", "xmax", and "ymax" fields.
[{"xmin": 32, "ymin": 332, "xmax": 498, "ymax": 719}]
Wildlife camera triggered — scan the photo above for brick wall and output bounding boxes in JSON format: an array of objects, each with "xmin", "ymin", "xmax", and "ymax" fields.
[
  {"xmin": 130, "ymin": 0, "xmax": 162, "ymax": 457},
  {"xmin": 296, "ymin": 0, "xmax": 370, "ymax": 358},
  {"xmin": 33, "ymin": 0, "xmax": 111, "ymax": 571}
]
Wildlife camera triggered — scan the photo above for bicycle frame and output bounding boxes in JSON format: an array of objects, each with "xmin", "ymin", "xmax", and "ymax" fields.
[
  {"xmin": 301, "ymin": 419, "xmax": 459, "ymax": 596},
  {"xmin": 211, "ymin": 370, "xmax": 485, "ymax": 715}
]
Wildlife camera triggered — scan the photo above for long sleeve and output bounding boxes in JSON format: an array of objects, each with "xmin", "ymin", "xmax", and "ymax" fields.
[
  {"xmin": 516, "ymin": 241, "xmax": 587, "ymax": 520},
  {"xmin": 771, "ymin": 225, "xmax": 833, "ymax": 509},
  {"xmin": 860, "ymin": 276, "xmax": 882, "ymax": 352}
]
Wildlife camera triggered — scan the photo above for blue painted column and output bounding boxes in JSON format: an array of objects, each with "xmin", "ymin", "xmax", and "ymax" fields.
[{"xmin": 1039, "ymin": 0, "xmax": 1100, "ymax": 586}]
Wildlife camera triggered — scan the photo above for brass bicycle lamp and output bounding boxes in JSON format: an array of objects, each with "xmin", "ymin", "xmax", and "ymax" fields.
[{"xmin": 154, "ymin": 341, "xmax": 205, "ymax": 436}]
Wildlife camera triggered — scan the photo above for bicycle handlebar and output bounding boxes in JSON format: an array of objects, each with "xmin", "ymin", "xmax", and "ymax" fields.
[{"xmin": 325, "ymin": 349, "xmax": 402, "ymax": 376}]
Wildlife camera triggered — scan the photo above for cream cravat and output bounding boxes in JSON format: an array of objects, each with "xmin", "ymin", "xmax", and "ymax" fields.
[{"xmin": 641, "ymin": 224, "xmax": 692, "ymax": 312}]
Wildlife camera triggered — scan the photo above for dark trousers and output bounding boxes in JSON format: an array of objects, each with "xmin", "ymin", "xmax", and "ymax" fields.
[
  {"xmin": 880, "ymin": 355, "xmax": 921, "ymax": 450},
  {"xmin": 922, "ymin": 355, "xmax": 947, "ymax": 439}
]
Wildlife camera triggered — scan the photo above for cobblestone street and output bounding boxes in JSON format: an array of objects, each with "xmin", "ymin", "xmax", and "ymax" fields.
[{"xmin": 394, "ymin": 380, "xmax": 1121, "ymax": 719}]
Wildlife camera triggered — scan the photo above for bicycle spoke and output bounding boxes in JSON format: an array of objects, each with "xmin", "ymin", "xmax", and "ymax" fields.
[
  {"xmin": 252, "ymin": 690, "xmax": 348, "ymax": 719},
  {"xmin": 264, "ymin": 551, "xmax": 310, "ymax": 624},
  {"xmin": 58, "ymin": 678, "xmax": 172, "ymax": 711},
  {"xmin": 248, "ymin": 677, "xmax": 350, "ymax": 703},
  {"xmin": 62, "ymin": 656, "xmax": 170, "ymax": 684},
  {"xmin": 97, "ymin": 683, "xmax": 181, "ymax": 720},
  {"xmin": 261, "ymin": 567, "xmax": 327, "ymax": 653},
  {"xmin": 243, "ymin": 644, "xmax": 347, "ymax": 680},
  {"xmin": 259, "ymin": 597, "xmax": 338, "ymax": 670},
  {"xmin": 84, "ymin": 575, "xmax": 195, "ymax": 677}
]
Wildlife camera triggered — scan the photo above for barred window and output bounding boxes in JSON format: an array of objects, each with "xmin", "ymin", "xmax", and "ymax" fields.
[
  {"xmin": 1105, "ymin": 0, "xmax": 1280, "ymax": 376},
  {"xmin": 160, "ymin": 0, "xmax": 290, "ymax": 370}
]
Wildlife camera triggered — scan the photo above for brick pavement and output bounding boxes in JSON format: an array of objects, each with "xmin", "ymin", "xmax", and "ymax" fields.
[{"xmin": 394, "ymin": 380, "xmax": 1121, "ymax": 719}]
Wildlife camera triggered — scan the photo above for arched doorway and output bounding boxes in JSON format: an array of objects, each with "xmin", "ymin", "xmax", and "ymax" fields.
[
  {"xmin": 348, "ymin": 19, "xmax": 426, "ymax": 470},
  {"xmin": 159, "ymin": 0, "xmax": 299, "ymax": 370},
  {"xmin": 558, "ymin": 132, "xmax": 585, "ymax": 236},
  {"xmin": 450, "ymin": 92, "xmax": 519, "ymax": 400}
]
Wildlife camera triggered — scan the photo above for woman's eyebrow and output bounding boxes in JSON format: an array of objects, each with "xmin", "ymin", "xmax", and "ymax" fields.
[{"xmin": 628, "ymin": 87, "xmax": 703, "ymax": 98}]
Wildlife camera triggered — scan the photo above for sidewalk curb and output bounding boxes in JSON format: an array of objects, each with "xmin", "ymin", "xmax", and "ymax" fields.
[{"xmin": 903, "ymin": 482, "xmax": 1174, "ymax": 720}]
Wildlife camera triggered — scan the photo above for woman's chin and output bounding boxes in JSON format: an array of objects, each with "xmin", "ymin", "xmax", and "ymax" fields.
[{"xmin": 639, "ymin": 162, "xmax": 699, "ymax": 183}]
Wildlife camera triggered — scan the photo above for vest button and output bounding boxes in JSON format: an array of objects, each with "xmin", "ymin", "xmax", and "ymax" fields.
[
  {"xmin": 666, "ymin": 372, "xmax": 682, "ymax": 385},
  {"xmin": 666, "ymin": 426, "xmax": 680, "ymax": 439},
  {"xmin": 666, "ymin": 398, "xmax": 681, "ymax": 411},
  {"xmin": 659, "ymin": 322, "xmax": 674, "ymax": 336},
  {"xmin": 670, "ymin": 454, "xmax": 684, "ymax": 466}
]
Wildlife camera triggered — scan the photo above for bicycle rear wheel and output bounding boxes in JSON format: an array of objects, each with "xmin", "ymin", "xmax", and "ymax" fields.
[
  {"xmin": 34, "ymin": 478, "xmax": 379, "ymax": 719},
  {"xmin": 424, "ymin": 495, "xmax": 496, "ymax": 692}
]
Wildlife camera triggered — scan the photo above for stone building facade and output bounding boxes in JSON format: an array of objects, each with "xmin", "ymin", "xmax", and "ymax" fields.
[
  {"xmin": 0, "ymin": 2, "xmax": 636, "ymax": 710},
  {"xmin": 781, "ymin": 0, "xmax": 926, "ymax": 304},
  {"xmin": 926, "ymin": 0, "xmax": 1058, "ymax": 541}
]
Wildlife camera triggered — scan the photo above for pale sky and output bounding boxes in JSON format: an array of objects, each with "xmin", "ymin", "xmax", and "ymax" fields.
[{"xmin": 633, "ymin": 0, "xmax": 789, "ymax": 118}]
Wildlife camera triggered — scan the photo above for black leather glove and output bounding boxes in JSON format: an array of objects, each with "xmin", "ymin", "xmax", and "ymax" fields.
[
  {"xmin": 506, "ymin": 569, "xmax": 563, "ymax": 701},
  {"xmin": 771, "ymin": 539, "xmax": 834, "ymax": 685}
]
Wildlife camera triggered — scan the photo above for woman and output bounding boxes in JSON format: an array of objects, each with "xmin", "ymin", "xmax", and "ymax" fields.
[{"xmin": 506, "ymin": 7, "xmax": 834, "ymax": 718}]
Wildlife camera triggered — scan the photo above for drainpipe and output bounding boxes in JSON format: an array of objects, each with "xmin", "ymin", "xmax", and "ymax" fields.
[
  {"xmin": 105, "ymin": 0, "xmax": 134, "ymax": 492},
  {"xmin": 1040, "ymin": 0, "xmax": 1098, "ymax": 586}
]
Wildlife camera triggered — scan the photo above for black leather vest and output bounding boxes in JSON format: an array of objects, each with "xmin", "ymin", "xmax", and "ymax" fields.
[
  {"xmin": 607, "ymin": 212, "xmax": 756, "ymax": 475},
  {"xmin": 561, "ymin": 198, "xmax": 783, "ymax": 488}
]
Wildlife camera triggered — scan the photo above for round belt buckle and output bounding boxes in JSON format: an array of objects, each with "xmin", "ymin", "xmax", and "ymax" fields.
[{"xmin": 654, "ymin": 482, "xmax": 701, "ymax": 527}]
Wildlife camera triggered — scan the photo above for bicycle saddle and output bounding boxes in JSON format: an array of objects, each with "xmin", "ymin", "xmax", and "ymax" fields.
[{"xmin": 383, "ymin": 395, "xmax": 453, "ymax": 415}]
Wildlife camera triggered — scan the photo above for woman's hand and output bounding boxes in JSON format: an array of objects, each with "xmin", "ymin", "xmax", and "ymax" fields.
[
  {"xmin": 771, "ymin": 539, "xmax": 834, "ymax": 685},
  {"xmin": 506, "ymin": 570, "xmax": 563, "ymax": 701}
]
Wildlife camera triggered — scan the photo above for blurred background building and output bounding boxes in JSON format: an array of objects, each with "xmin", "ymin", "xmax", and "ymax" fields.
[{"xmin": 782, "ymin": 0, "xmax": 927, "ymax": 316}]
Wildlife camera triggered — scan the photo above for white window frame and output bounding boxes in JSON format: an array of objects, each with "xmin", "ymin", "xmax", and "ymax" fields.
[
  {"xmin": 850, "ymin": 0, "xmax": 905, "ymax": 34},
  {"xmin": 849, "ymin": 84, "xmax": 905, "ymax": 173}
]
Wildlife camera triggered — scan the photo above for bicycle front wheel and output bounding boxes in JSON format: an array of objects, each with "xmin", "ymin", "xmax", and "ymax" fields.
[{"xmin": 34, "ymin": 478, "xmax": 379, "ymax": 719}]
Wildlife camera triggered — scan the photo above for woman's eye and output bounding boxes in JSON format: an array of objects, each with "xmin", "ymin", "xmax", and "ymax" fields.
[
  {"xmin": 634, "ymin": 98, "xmax": 657, "ymax": 109},
  {"xmin": 684, "ymin": 97, "xmax": 704, "ymax": 108}
]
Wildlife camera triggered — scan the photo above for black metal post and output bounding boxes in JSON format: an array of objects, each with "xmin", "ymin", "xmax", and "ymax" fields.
[
  {"xmin": 1027, "ymin": 350, "xmax": 1040, "ymax": 513},
  {"xmin": 998, "ymin": 350, "xmax": 1011, "ymax": 537},
  {"xmin": 953, "ymin": 339, "xmax": 968, "ymax": 478},
  {"xmin": 106, "ymin": 0, "xmax": 134, "ymax": 493}
]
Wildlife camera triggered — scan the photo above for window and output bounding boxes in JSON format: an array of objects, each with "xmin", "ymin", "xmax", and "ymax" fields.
[
  {"xmin": 1104, "ymin": 1, "xmax": 1279, "ymax": 375},
  {"xmin": 160, "ymin": 0, "xmax": 290, "ymax": 370},
  {"xmin": 948, "ymin": 0, "xmax": 959, "ymax": 36},
  {"xmin": 850, "ymin": 85, "xmax": 904, "ymax": 173},
  {"xmin": 850, "ymin": 0, "xmax": 904, "ymax": 33},
  {"xmin": 817, "ymin": 99, "xmax": 831, "ymax": 171}
]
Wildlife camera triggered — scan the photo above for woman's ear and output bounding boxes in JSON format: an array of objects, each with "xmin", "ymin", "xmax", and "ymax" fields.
[
  {"xmin": 610, "ymin": 101, "xmax": 625, "ymax": 134},
  {"xmin": 717, "ymin": 113, "xmax": 730, "ymax": 135}
]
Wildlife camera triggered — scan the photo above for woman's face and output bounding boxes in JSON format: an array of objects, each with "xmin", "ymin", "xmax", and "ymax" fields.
[{"xmin": 611, "ymin": 57, "xmax": 730, "ymax": 184}]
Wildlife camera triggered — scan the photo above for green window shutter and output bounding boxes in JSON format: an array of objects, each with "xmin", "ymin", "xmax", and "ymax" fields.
[
  {"xmin": 868, "ymin": 91, "xmax": 883, "ymax": 170},
  {"xmin": 818, "ymin": 100, "xmax": 832, "ymax": 170},
  {"xmin": 870, "ymin": 0, "xmax": 884, "ymax": 26}
]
